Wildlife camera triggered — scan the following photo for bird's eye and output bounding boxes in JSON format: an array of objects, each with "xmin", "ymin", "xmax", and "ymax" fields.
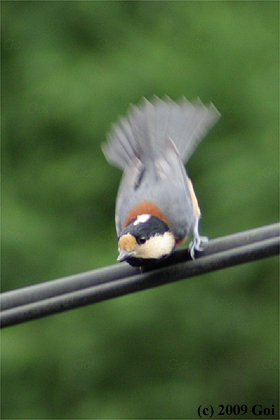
[{"xmin": 137, "ymin": 236, "xmax": 146, "ymax": 245}]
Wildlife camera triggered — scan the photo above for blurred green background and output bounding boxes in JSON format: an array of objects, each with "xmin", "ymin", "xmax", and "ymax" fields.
[{"xmin": 2, "ymin": 2, "xmax": 279, "ymax": 419}]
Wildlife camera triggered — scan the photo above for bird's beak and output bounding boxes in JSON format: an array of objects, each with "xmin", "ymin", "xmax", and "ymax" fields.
[{"xmin": 117, "ymin": 249, "xmax": 133, "ymax": 262}]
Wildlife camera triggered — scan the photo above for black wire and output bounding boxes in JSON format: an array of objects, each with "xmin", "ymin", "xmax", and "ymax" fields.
[
  {"xmin": 1, "ymin": 222, "xmax": 279, "ymax": 313},
  {"xmin": 0, "ymin": 262, "xmax": 137, "ymax": 311},
  {"xmin": 0, "ymin": 234, "xmax": 279, "ymax": 328},
  {"xmin": 1, "ymin": 224, "xmax": 280, "ymax": 327}
]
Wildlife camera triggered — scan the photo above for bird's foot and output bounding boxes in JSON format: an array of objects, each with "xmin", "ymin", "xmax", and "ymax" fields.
[{"xmin": 188, "ymin": 235, "xmax": 208, "ymax": 260}]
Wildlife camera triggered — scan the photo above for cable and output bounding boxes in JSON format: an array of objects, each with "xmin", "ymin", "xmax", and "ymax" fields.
[
  {"xmin": 0, "ymin": 261, "xmax": 136, "ymax": 311},
  {"xmin": 1, "ymin": 222, "xmax": 279, "ymax": 311},
  {"xmin": 0, "ymin": 223, "xmax": 279, "ymax": 328},
  {"xmin": 1, "ymin": 236, "xmax": 278, "ymax": 328}
]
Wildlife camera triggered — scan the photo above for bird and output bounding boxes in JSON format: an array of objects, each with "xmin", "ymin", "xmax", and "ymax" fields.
[{"xmin": 102, "ymin": 96, "xmax": 220, "ymax": 267}]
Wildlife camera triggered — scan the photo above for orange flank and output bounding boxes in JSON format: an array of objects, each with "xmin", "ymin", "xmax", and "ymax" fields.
[
  {"xmin": 175, "ymin": 237, "xmax": 187, "ymax": 247},
  {"xmin": 123, "ymin": 201, "xmax": 170, "ymax": 230},
  {"xmin": 187, "ymin": 177, "xmax": 201, "ymax": 218}
]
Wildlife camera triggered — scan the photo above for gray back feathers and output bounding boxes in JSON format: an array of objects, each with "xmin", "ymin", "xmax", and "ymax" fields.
[{"xmin": 102, "ymin": 96, "xmax": 220, "ymax": 170}]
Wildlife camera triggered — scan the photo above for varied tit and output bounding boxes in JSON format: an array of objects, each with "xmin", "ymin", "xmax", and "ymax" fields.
[{"xmin": 102, "ymin": 96, "xmax": 220, "ymax": 267}]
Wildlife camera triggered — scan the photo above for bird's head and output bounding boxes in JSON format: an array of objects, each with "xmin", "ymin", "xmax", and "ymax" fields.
[{"xmin": 117, "ymin": 214, "xmax": 176, "ymax": 266}]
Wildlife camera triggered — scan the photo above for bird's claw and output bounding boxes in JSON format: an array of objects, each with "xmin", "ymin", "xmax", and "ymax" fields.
[{"xmin": 188, "ymin": 235, "xmax": 208, "ymax": 259}]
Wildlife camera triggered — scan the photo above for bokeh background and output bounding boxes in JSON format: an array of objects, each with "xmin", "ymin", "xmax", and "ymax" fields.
[{"xmin": 2, "ymin": 2, "xmax": 279, "ymax": 419}]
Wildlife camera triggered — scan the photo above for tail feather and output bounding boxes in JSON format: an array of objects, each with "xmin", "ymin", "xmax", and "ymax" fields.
[
  {"xmin": 102, "ymin": 96, "xmax": 220, "ymax": 170},
  {"xmin": 177, "ymin": 97, "xmax": 220, "ymax": 162}
]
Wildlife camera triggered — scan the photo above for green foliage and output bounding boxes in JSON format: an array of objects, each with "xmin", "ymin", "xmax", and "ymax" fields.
[{"xmin": 2, "ymin": 2, "xmax": 278, "ymax": 419}]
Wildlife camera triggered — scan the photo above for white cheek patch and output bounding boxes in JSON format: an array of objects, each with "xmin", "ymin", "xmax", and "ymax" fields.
[
  {"xmin": 133, "ymin": 214, "xmax": 151, "ymax": 226},
  {"xmin": 135, "ymin": 231, "xmax": 175, "ymax": 259}
]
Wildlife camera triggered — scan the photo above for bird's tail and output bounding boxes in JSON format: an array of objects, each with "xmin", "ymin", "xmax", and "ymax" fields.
[{"xmin": 102, "ymin": 96, "xmax": 220, "ymax": 170}]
